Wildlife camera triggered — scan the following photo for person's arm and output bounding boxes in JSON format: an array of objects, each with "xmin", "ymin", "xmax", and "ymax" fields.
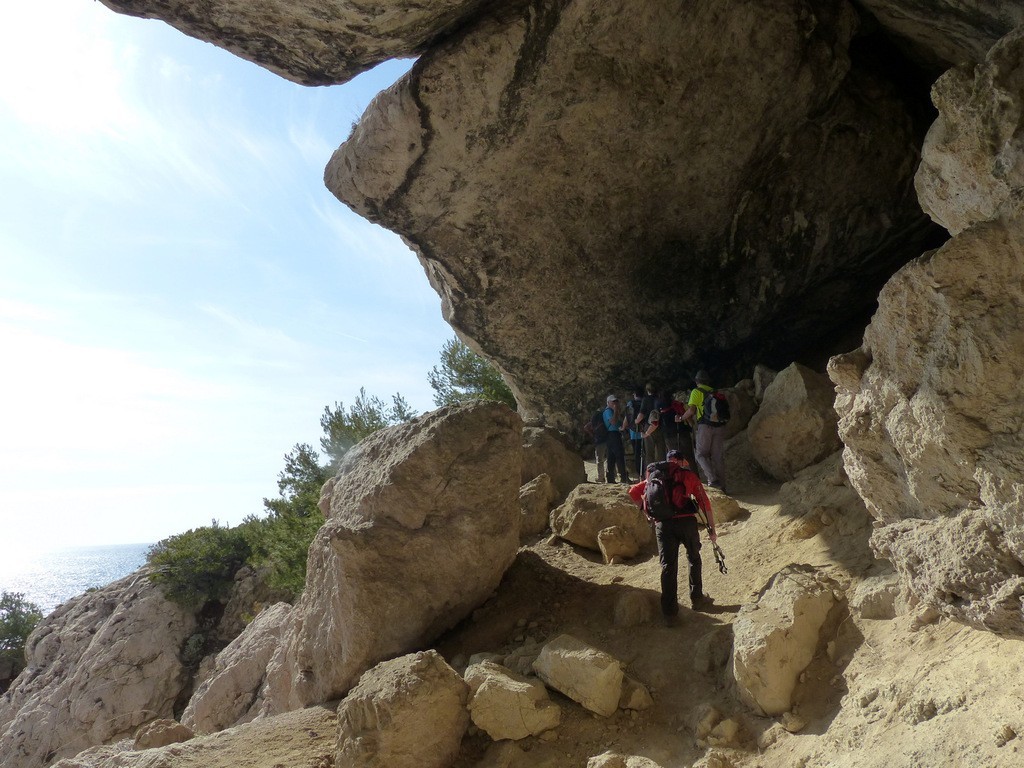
[
  {"xmin": 627, "ymin": 480, "xmax": 646, "ymax": 505},
  {"xmin": 603, "ymin": 408, "xmax": 614, "ymax": 430}
]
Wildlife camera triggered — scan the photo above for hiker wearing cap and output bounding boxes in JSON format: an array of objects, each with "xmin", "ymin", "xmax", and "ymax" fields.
[
  {"xmin": 603, "ymin": 394, "xmax": 629, "ymax": 483},
  {"xmin": 628, "ymin": 450, "xmax": 717, "ymax": 619},
  {"xmin": 682, "ymin": 370, "xmax": 727, "ymax": 492}
]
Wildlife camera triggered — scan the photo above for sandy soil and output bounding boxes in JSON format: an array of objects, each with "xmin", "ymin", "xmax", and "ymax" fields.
[{"xmin": 70, "ymin": 436, "xmax": 1024, "ymax": 768}]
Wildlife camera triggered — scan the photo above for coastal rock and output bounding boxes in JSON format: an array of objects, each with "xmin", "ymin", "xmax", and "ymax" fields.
[
  {"xmin": 183, "ymin": 602, "xmax": 293, "ymax": 733},
  {"xmin": 336, "ymin": 651, "xmax": 469, "ymax": 768},
  {"xmin": 0, "ymin": 571, "xmax": 196, "ymax": 768},
  {"xmin": 261, "ymin": 402, "xmax": 522, "ymax": 711},
  {"xmin": 747, "ymin": 363, "xmax": 841, "ymax": 481}
]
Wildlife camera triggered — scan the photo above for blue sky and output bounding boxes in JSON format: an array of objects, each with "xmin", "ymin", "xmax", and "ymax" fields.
[{"xmin": 0, "ymin": 1, "xmax": 453, "ymax": 558}]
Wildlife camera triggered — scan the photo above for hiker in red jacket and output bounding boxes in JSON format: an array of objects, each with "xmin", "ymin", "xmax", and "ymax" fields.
[{"xmin": 629, "ymin": 450, "xmax": 717, "ymax": 621}]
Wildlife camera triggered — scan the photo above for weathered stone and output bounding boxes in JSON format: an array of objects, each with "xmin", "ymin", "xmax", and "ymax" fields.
[
  {"xmin": 97, "ymin": 0, "xmax": 492, "ymax": 86},
  {"xmin": 261, "ymin": 402, "xmax": 522, "ymax": 712},
  {"xmin": 850, "ymin": 573, "xmax": 906, "ymax": 620},
  {"xmin": 732, "ymin": 565, "xmax": 838, "ymax": 716},
  {"xmin": 617, "ymin": 675, "xmax": 653, "ymax": 711},
  {"xmin": 183, "ymin": 602, "xmax": 293, "ymax": 733},
  {"xmin": 588, "ymin": 753, "xmax": 664, "ymax": 768},
  {"xmin": 857, "ymin": 1, "xmax": 1024, "ymax": 69},
  {"xmin": 830, "ymin": 189, "xmax": 1024, "ymax": 635},
  {"xmin": 597, "ymin": 526, "xmax": 640, "ymax": 564},
  {"xmin": 327, "ymin": 0, "xmax": 933, "ymax": 427},
  {"xmin": 465, "ymin": 661, "xmax": 561, "ymax": 740},
  {"xmin": 215, "ymin": 565, "xmax": 291, "ymax": 644},
  {"xmin": 133, "ymin": 719, "xmax": 193, "ymax": 750},
  {"xmin": 532, "ymin": 634, "xmax": 624, "ymax": 717},
  {"xmin": 521, "ymin": 427, "xmax": 587, "ymax": 503},
  {"xmin": 550, "ymin": 484, "xmax": 652, "ymax": 553},
  {"xmin": 520, "ymin": 473, "xmax": 560, "ymax": 537},
  {"xmin": 0, "ymin": 571, "xmax": 196, "ymax": 768},
  {"xmin": 336, "ymin": 651, "xmax": 469, "ymax": 768},
  {"xmin": 721, "ymin": 385, "xmax": 759, "ymax": 440},
  {"xmin": 706, "ymin": 488, "xmax": 745, "ymax": 524},
  {"xmin": 747, "ymin": 363, "xmax": 841, "ymax": 481},
  {"xmin": 916, "ymin": 27, "xmax": 1024, "ymax": 236},
  {"xmin": 753, "ymin": 364, "xmax": 778, "ymax": 403}
]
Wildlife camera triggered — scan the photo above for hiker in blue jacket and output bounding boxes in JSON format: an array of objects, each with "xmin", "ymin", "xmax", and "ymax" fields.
[{"xmin": 603, "ymin": 394, "xmax": 630, "ymax": 483}]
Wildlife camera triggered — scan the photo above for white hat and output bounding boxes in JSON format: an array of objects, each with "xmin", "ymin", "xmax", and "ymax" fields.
[{"xmin": 606, "ymin": 394, "xmax": 618, "ymax": 404}]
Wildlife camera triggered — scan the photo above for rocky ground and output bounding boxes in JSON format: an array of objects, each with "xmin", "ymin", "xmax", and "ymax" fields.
[{"xmin": 55, "ymin": 436, "xmax": 1024, "ymax": 768}]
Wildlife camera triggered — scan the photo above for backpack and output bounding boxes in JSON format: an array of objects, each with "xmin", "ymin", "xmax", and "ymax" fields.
[
  {"xmin": 643, "ymin": 462, "xmax": 697, "ymax": 521},
  {"xmin": 586, "ymin": 410, "xmax": 608, "ymax": 442},
  {"xmin": 701, "ymin": 390, "xmax": 731, "ymax": 425}
]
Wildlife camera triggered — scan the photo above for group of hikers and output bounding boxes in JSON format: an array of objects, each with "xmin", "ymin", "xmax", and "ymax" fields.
[{"xmin": 584, "ymin": 370, "xmax": 731, "ymax": 623}]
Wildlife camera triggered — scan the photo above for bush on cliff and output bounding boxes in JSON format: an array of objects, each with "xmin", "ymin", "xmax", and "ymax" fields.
[
  {"xmin": 1, "ymin": 591, "xmax": 43, "ymax": 689},
  {"xmin": 147, "ymin": 522, "xmax": 251, "ymax": 608}
]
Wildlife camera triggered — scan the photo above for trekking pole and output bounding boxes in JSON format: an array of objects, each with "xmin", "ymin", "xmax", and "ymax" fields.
[{"xmin": 712, "ymin": 541, "xmax": 728, "ymax": 574}]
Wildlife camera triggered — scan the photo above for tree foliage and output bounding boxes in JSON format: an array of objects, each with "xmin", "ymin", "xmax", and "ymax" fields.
[
  {"xmin": 0, "ymin": 591, "xmax": 43, "ymax": 686},
  {"xmin": 320, "ymin": 388, "xmax": 417, "ymax": 470},
  {"xmin": 146, "ymin": 522, "xmax": 251, "ymax": 608},
  {"xmin": 428, "ymin": 338, "xmax": 517, "ymax": 409}
]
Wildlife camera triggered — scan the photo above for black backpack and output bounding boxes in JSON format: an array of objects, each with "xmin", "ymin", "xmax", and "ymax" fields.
[
  {"xmin": 643, "ymin": 462, "xmax": 697, "ymax": 521},
  {"xmin": 701, "ymin": 390, "xmax": 731, "ymax": 425},
  {"xmin": 586, "ymin": 410, "xmax": 608, "ymax": 442}
]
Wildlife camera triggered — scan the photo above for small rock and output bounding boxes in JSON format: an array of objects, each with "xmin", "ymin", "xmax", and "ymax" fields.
[{"xmin": 781, "ymin": 712, "xmax": 806, "ymax": 733}]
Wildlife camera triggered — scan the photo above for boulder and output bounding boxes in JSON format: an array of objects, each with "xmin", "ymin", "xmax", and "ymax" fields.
[
  {"xmin": 262, "ymin": 402, "xmax": 522, "ymax": 712},
  {"xmin": 747, "ymin": 363, "xmax": 841, "ymax": 481},
  {"xmin": 532, "ymin": 634, "xmax": 624, "ymax": 717},
  {"xmin": 721, "ymin": 385, "xmax": 758, "ymax": 440},
  {"xmin": 183, "ymin": 602, "xmax": 293, "ymax": 733},
  {"xmin": 521, "ymin": 426, "xmax": 587, "ymax": 503},
  {"xmin": 597, "ymin": 526, "xmax": 640, "ymax": 564},
  {"xmin": 753, "ymin": 364, "xmax": 778, "ymax": 403},
  {"xmin": 588, "ymin": 753, "xmax": 664, "ymax": 768},
  {"xmin": 465, "ymin": 661, "xmax": 561, "ymax": 740},
  {"xmin": 0, "ymin": 571, "xmax": 196, "ymax": 768},
  {"xmin": 336, "ymin": 651, "xmax": 469, "ymax": 768},
  {"xmin": 550, "ymin": 484, "xmax": 652, "ymax": 553},
  {"xmin": 706, "ymin": 488, "xmax": 745, "ymax": 524},
  {"xmin": 732, "ymin": 565, "xmax": 838, "ymax": 716},
  {"xmin": 520, "ymin": 473, "xmax": 559, "ymax": 537},
  {"xmin": 133, "ymin": 719, "xmax": 193, "ymax": 749},
  {"xmin": 850, "ymin": 573, "xmax": 906, "ymax": 621},
  {"xmin": 617, "ymin": 675, "xmax": 654, "ymax": 711}
]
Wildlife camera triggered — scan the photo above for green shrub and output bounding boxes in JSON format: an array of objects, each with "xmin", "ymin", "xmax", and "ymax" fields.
[
  {"xmin": 147, "ymin": 522, "xmax": 250, "ymax": 608},
  {"xmin": 1, "ymin": 591, "xmax": 43, "ymax": 685},
  {"xmin": 241, "ymin": 509, "xmax": 325, "ymax": 599}
]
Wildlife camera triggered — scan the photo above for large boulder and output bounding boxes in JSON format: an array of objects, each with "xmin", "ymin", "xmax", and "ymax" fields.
[
  {"xmin": 831, "ymin": 31, "xmax": 1024, "ymax": 632},
  {"xmin": 262, "ymin": 402, "xmax": 522, "ymax": 712},
  {"xmin": 519, "ymin": 473, "xmax": 560, "ymax": 537},
  {"xmin": 732, "ymin": 565, "xmax": 839, "ymax": 716},
  {"xmin": 521, "ymin": 426, "xmax": 587, "ymax": 503},
  {"xmin": 465, "ymin": 660, "xmax": 561, "ymax": 740},
  {"xmin": 336, "ymin": 651, "xmax": 469, "ymax": 768},
  {"xmin": 747, "ymin": 363, "xmax": 842, "ymax": 481},
  {"xmin": 0, "ymin": 572, "xmax": 196, "ymax": 768},
  {"xmin": 550, "ymin": 484, "xmax": 652, "ymax": 553},
  {"xmin": 183, "ymin": 602, "xmax": 293, "ymax": 733},
  {"xmin": 327, "ymin": 0, "xmax": 934, "ymax": 426},
  {"xmin": 532, "ymin": 634, "xmax": 624, "ymax": 718}
]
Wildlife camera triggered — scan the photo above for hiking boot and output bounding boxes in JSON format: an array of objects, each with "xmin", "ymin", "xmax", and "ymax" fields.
[{"xmin": 691, "ymin": 595, "xmax": 715, "ymax": 611}]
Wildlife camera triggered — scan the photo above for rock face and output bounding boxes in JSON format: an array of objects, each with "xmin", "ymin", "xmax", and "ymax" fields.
[
  {"xmin": 335, "ymin": 651, "xmax": 469, "ymax": 768},
  {"xmin": 521, "ymin": 426, "xmax": 587, "ymax": 503},
  {"xmin": 183, "ymin": 602, "xmax": 293, "ymax": 733},
  {"xmin": 327, "ymin": 0, "xmax": 934, "ymax": 426},
  {"xmin": 519, "ymin": 473, "xmax": 559, "ymax": 537},
  {"xmin": 747, "ymin": 363, "xmax": 842, "ymax": 481},
  {"xmin": 0, "ymin": 572, "xmax": 196, "ymax": 768},
  {"xmin": 262, "ymin": 402, "xmax": 523, "ymax": 712},
  {"xmin": 831, "ymin": 28, "xmax": 1024, "ymax": 636},
  {"xmin": 96, "ymin": 0, "xmax": 492, "ymax": 86}
]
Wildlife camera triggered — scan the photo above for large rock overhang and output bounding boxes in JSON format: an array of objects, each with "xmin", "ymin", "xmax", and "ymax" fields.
[{"xmin": 326, "ymin": 0, "xmax": 941, "ymax": 425}]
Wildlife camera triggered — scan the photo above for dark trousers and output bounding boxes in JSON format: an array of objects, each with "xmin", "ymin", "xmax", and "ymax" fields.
[
  {"xmin": 606, "ymin": 431, "xmax": 628, "ymax": 482},
  {"xmin": 655, "ymin": 516, "xmax": 703, "ymax": 614},
  {"xmin": 631, "ymin": 435, "xmax": 644, "ymax": 477}
]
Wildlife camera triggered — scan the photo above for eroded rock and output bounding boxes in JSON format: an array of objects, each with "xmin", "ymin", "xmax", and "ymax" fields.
[
  {"xmin": 465, "ymin": 661, "xmax": 561, "ymax": 740},
  {"xmin": 532, "ymin": 634, "xmax": 624, "ymax": 717},
  {"xmin": 262, "ymin": 402, "xmax": 522, "ymax": 712},
  {"xmin": 550, "ymin": 484, "xmax": 652, "ymax": 553},
  {"xmin": 522, "ymin": 426, "xmax": 587, "ymax": 503},
  {"xmin": 520, "ymin": 473, "xmax": 560, "ymax": 537}
]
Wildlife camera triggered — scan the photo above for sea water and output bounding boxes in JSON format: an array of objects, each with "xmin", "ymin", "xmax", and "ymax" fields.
[{"xmin": 0, "ymin": 543, "xmax": 151, "ymax": 616}]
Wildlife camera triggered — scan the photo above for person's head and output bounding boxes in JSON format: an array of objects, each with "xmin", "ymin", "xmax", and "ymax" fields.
[
  {"xmin": 666, "ymin": 449, "xmax": 690, "ymax": 468},
  {"xmin": 695, "ymin": 370, "xmax": 711, "ymax": 385},
  {"xmin": 645, "ymin": 382, "xmax": 655, "ymax": 394},
  {"xmin": 633, "ymin": 386, "xmax": 643, "ymax": 399},
  {"xmin": 606, "ymin": 394, "xmax": 619, "ymax": 407}
]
